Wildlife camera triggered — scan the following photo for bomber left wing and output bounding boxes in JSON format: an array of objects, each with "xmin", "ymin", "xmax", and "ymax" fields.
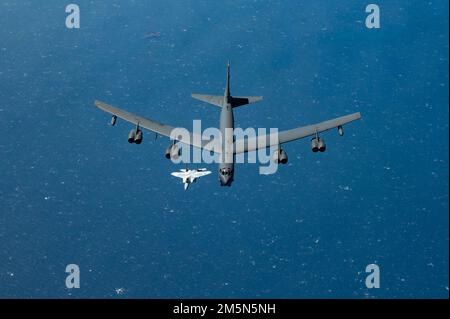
[
  {"xmin": 94, "ymin": 100, "xmax": 221, "ymax": 153},
  {"xmin": 234, "ymin": 112, "xmax": 362, "ymax": 154}
]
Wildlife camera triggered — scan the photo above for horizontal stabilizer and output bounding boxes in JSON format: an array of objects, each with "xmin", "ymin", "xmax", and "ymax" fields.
[
  {"xmin": 231, "ymin": 96, "xmax": 263, "ymax": 108},
  {"xmin": 191, "ymin": 94, "xmax": 223, "ymax": 107}
]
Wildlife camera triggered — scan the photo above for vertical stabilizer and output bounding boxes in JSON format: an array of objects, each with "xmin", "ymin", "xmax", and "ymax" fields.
[{"xmin": 225, "ymin": 61, "xmax": 231, "ymax": 101}]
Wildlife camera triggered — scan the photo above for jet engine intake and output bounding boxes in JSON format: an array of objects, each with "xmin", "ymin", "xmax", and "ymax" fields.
[
  {"xmin": 311, "ymin": 138, "xmax": 319, "ymax": 152},
  {"xmin": 134, "ymin": 130, "xmax": 143, "ymax": 144},
  {"xmin": 128, "ymin": 129, "xmax": 136, "ymax": 143},
  {"xmin": 318, "ymin": 138, "xmax": 326, "ymax": 152},
  {"xmin": 165, "ymin": 144, "xmax": 181, "ymax": 160},
  {"xmin": 311, "ymin": 137, "xmax": 326, "ymax": 153},
  {"xmin": 128, "ymin": 129, "xmax": 143, "ymax": 144},
  {"xmin": 273, "ymin": 149, "xmax": 288, "ymax": 164}
]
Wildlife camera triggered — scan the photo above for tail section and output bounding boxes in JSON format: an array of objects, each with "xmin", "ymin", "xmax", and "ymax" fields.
[
  {"xmin": 191, "ymin": 62, "xmax": 263, "ymax": 108},
  {"xmin": 225, "ymin": 61, "xmax": 231, "ymax": 100},
  {"xmin": 171, "ymin": 171, "xmax": 190, "ymax": 190}
]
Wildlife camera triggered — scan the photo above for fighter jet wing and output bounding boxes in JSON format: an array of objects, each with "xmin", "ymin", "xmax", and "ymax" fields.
[
  {"xmin": 95, "ymin": 100, "xmax": 222, "ymax": 153},
  {"xmin": 192, "ymin": 170, "xmax": 212, "ymax": 178},
  {"xmin": 170, "ymin": 171, "xmax": 189, "ymax": 178},
  {"xmin": 234, "ymin": 113, "xmax": 361, "ymax": 154}
]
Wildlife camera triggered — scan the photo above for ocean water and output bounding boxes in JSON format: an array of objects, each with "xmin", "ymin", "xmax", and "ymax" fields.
[{"xmin": 0, "ymin": 0, "xmax": 448, "ymax": 298}]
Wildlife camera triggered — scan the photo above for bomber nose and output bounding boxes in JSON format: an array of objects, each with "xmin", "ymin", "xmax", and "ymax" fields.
[
  {"xmin": 219, "ymin": 174, "xmax": 230, "ymax": 186},
  {"xmin": 219, "ymin": 168, "xmax": 233, "ymax": 186}
]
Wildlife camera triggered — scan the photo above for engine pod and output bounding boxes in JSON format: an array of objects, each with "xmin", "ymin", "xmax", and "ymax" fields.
[
  {"xmin": 318, "ymin": 138, "xmax": 326, "ymax": 152},
  {"xmin": 338, "ymin": 125, "xmax": 344, "ymax": 136},
  {"xmin": 165, "ymin": 144, "xmax": 181, "ymax": 160},
  {"xmin": 311, "ymin": 138, "xmax": 319, "ymax": 152},
  {"xmin": 128, "ymin": 129, "xmax": 136, "ymax": 143},
  {"xmin": 134, "ymin": 130, "xmax": 143, "ymax": 144},
  {"xmin": 272, "ymin": 149, "xmax": 288, "ymax": 164}
]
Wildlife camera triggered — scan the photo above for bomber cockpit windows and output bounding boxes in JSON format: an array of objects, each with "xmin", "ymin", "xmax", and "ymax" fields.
[{"xmin": 221, "ymin": 169, "xmax": 231, "ymax": 176}]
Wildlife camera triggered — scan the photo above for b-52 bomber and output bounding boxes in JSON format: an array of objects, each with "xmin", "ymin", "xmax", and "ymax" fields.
[{"xmin": 95, "ymin": 63, "xmax": 362, "ymax": 187}]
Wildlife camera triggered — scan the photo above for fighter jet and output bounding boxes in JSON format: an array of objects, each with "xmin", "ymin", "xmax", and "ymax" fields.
[
  {"xmin": 94, "ymin": 62, "xmax": 362, "ymax": 187},
  {"xmin": 171, "ymin": 168, "xmax": 212, "ymax": 190}
]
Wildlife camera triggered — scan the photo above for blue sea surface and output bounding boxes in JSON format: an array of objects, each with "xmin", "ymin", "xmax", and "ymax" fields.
[{"xmin": 0, "ymin": 1, "xmax": 448, "ymax": 298}]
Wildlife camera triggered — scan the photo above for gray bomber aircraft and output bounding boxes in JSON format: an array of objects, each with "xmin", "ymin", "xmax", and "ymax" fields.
[{"xmin": 94, "ymin": 63, "xmax": 362, "ymax": 187}]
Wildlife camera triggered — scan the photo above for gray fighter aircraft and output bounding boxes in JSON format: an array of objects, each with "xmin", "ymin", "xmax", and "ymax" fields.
[{"xmin": 94, "ymin": 63, "xmax": 362, "ymax": 187}]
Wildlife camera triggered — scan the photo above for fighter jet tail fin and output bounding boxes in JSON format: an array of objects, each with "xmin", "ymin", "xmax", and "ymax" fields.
[{"xmin": 191, "ymin": 94, "xmax": 223, "ymax": 107}]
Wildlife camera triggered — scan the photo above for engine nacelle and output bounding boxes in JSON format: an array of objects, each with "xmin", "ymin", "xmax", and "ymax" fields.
[
  {"xmin": 311, "ymin": 138, "xmax": 319, "ymax": 152},
  {"xmin": 165, "ymin": 144, "xmax": 181, "ymax": 160},
  {"xmin": 128, "ymin": 129, "xmax": 136, "ymax": 143},
  {"xmin": 318, "ymin": 138, "xmax": 326, "ymax": 152},
  {"xmin": 134, "ymin": 130, "xmax": 143, "ymax": 144},
  {"xmin": 273, "ymin": 149, "xmax": 288, "ymax": 164},
  {"xmin": 338, "ymin": 125, "xmax": 344, "ymax": 136},
  {"xmin": 128, "ymin": 129, "xmax": 143, "ymax": 144},
  {"xmin": 110, "ymin": 115, "xmax": 117, "ymax": 126}
]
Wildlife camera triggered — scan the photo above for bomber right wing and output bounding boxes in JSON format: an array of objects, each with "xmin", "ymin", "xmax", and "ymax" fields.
[{"xmin": 234, "ymin": 112, "xmax": 362, "ymax": 154}]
